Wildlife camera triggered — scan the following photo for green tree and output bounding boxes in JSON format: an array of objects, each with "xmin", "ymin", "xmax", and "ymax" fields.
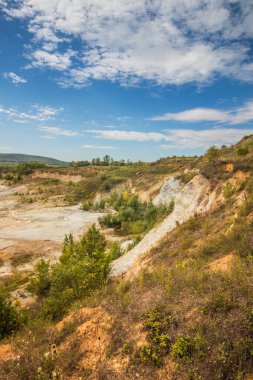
[
  {"xmin": 206, "ymin": 145, "xmax": 220, "ymax": 161},
  {"xmin": 41, "ymin": 225, "xmax": 111, "ymax": 320},
  {"xmin": 27, "ymin": 259, "xmax": 51, "ymax": 296}
]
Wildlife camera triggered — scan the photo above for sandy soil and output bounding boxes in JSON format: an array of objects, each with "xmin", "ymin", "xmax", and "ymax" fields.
[{"xmin": 0, "ymin": 185, "xmax": 102, "ymax": 276}]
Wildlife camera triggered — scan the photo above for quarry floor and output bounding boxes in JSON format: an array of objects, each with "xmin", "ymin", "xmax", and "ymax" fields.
[{"xmin": 0, "ymin": 184, "xmax": 102, "ymax": 277}]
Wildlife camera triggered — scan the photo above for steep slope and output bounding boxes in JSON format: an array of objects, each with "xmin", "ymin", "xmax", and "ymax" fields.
[
  {"xmin": 111, "ymin": 174, "xmax": 218, "ymax": 276},
  {"xmin": 1, "ymin": 136, "xmax": 253, "ymax": 380}
]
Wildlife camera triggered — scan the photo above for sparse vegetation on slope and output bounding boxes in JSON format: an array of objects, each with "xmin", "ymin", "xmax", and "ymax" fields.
[{"xmin": 1, "ymin": 136, "xmax": 253, "ymax": 380}]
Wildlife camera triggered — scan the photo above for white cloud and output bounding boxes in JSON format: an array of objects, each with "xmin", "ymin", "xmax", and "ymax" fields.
[
  {"xmin": 38, "ymin": 126, "xmax": 78, "ymax": 137},
  {"xmin": 161, "ymin": 128, "xmax": 253, "ymax": 149},
  {"xmin": 29, "ymin": 49, "xmax": 74, "ymax": 71},
  {"xmin": 88, "ymin": 127, "xmax": 253, "ymax": 149},
  {"xmin": 88, "ymin": 129, "xmax": 166, "ymax": 142},
  {"xmin": 3, "ymin": 72, "xmax": 27, "ymax": 84},
  {"xmin": 82, "ymin": 144, "xmax": 119, "ymax": 149},
  {"xmin": 150, "ymin": 100, "xmax": 253, "ymax": 125},
  {"xmin": 0, "ymin": 104, "xmax": 63, "ymax": 123},
  {"xmin": 2, "ymin": 0, "xmax": 253, "ymax": 86}
]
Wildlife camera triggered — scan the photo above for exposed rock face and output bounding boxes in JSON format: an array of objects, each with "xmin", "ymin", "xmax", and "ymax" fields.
[
  {"xmin": 153, "ymin": 177, "xmax": 183, "ymax": 206},
  {"xmin": 31, "ymin": 171, "xmax": 82, "ymax": 183},
  {"xmin": 111, "ymin": 175, "xmax": 216, "ymax": 276}
]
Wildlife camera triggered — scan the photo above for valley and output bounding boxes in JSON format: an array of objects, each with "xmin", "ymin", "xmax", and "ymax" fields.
[{"xmin": 0, "ymin": 136, "xmax": 253, "ymax": 380}]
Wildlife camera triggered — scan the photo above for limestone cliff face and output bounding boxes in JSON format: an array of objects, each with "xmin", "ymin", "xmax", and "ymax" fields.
[{"xmin": 111, "ymin": 175, "xmax": 218, "ymax": 276}]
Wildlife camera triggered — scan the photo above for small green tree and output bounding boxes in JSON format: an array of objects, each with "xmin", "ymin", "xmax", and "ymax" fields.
[
  {"xmin": 27, "ymin": 259, "xmax": 51, "ymax": 296},
  {"xmin": 41, "ymin": 225, "xmax": 111, "ymax": 320},
  {"xmin": 206, "ymin": 145, "xmax": 220, "ymax": 161}
]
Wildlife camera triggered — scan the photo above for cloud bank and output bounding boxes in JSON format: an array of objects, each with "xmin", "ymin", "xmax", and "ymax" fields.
[
  {"xmin": 88, "ymin": 128, "xmax": 253, "ymax": 149},
  {"xmin": 150, "ymin": 100, "xmax": 253, "ymax": 124},
  {"xmin": 2, "ymin": 0, "xmax": 253, "ymax": 87}
]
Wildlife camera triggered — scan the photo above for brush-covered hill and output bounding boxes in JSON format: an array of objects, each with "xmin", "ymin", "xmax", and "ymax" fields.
[
  {"xmin": 0, "ymin": 153, "xmax": 68, "ymax": 166},
  {"xmin": 0, "ymin": 136, "xmax": 253, "ymax": 380}
]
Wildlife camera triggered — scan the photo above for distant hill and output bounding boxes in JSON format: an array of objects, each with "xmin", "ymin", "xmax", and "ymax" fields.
[{"xmin": 0, "ymin": 153, "xmax": 69, "ymax": 166}]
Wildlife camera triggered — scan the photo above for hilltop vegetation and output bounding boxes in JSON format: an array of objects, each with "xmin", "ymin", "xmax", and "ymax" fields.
[
  {"xmin": 0, "ymin": 153, "xmax": 68, "ymax": 166},
  {"xmin": 0, "ymin": 136, "xmax": 253, "ymax": 379}
]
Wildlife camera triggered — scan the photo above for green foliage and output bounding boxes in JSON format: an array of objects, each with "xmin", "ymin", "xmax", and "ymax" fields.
[
  {"xmin": 206, "ymin": 145, "xmax": 220, "ymax": 161},
  {"xmin": 27, "ymin": 260, "xmax": 51, "ymax": 297},
  {"xmin": 171, "ymin": 336, "xmax": 192, "ymax": 360},
  {"xmin": 137, "ymin": 306, "xmax": 175, "ymax": 367},
  {"xmin": 15, "ymin": 162, "xmax": 46, "ymax": 176},
  {"xmin": 37, "ymin": 225, "xmax": 111, "ymax": 320},
  {"xmin": 237, "ymin": 146, "xmax": 249, "ymax": 156},
  {"xmin": 171, "ymin": 335, "xmax": 206, "ymax": 362},
  {"xmin": 99, "ymin": 191, "xmax": 173, "ymax": 235},
  {"xmin": 71, "ymin": 155, "xmax": 133, "ymax": 167},
  {"xmin": 0, "ymin": 290, "xmax": 21, "ymax": 340},
  {"xmin": 177, "ymin": 172, "xmax": 196, "ymax": 184},
  {"xmin": 107, "ymin": 241, "xmax": 123, "ymax": 260},
  {"xmin": 81, "ymin": 200, "xmax": 93, "ymax": 210},
  {"xmin": 222, "ymin": 182, "xmax": 235, "ymax": 199}
]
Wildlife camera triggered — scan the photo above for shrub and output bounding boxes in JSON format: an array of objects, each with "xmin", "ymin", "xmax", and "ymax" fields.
[
  {"xmin": 108, "ymin": 241, "xmax": 123, "ymax": 260},
  {"xmin": 99, "ymin": 191, "xmax": 173, "ymax": 235},
  {"xmin": 27, "ymin": 259, "xmax": 51, "ymax": 297},
  {"xmin": 206, "ymin": 145, "xmax": 220, "ymax": 161},
  {"xmin": 40, "ymin": 225, "xmax": 111, "ymax": 320},
  {"xmin": 81, "ymin": 200, "xmax": 93, "ymax": 210},
  {"xmin": 171, "ymin": 335, "xmax": 206, "ymax": 362},
  {"xmin": 171, "ymin": 336, "xmax": 192, "ymax": 361},
  {"xmin": 223, "ymin": 183, "xmax": 235, "ymax": 199},
  {"xmin": 237, "ymin": 146, "xmax": 249, "ymax": 156},
  {"xmin": 0, "ymin": 290, "xmax": 21, "ymax": 340},
  {"xmin": 136, "ymin": 306, "xmax": 175, "ymax": 367}
]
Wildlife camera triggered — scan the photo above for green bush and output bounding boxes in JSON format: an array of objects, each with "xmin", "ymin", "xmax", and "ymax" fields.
[
  {"xmin": 206, "ymin": 145, "xmax": 220, "ymax": 161},
  {"xmin": 237, "ymin": 146, "xmax": 249, "ymax": 156},
  {"xmin": 223, "ymin": 183, "xmax": 235, "ymax": 199},
  {"xmin": 136, "ymin": 306, "xmax": 175, "ymax": 367},
  {"xmin": 0, "ymin": 290, "xmax": 21, "ymax": 340},
  {"xmin": 38, "ymin": 225, "xmax": 111, "ymax": 320},
  {"xmin": 108, "ymin": 241, "xmax": 123, "ymax": 260},
  {"xmin": 99, "ymin": 191, "xmax": 173, "ymax": 235},
  {"xmin": 171, "ymin": 336, "xmax": 192, "ymax": 361},
  {"xmin": 27, "ymin": 259, "xmax": 51, "ymax": 297}
]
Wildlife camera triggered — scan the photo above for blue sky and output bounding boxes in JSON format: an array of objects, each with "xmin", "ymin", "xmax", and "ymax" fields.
[{"xmin": 0, "ymin": 1, "xmax": 253, "ymax": 162}]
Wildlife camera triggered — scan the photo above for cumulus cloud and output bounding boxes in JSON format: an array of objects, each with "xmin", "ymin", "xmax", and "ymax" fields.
[
  {"xmin": 0, "ymin": 104, "xmax": 63, "ymax": 123},
  {"xmin": 1, "ymin": 0, "xmax": 253, "ymax": 86},
  {"xmin": 150, "ymin": 100, "xmax": 253, "ymax": 125},
  {"xmin": 29, "ymin": 49, "xmax": 74, "ymax": 70},
  {"xmin": 3, "ymin": 72, "xmax": 27, "ymax": 84},
  {"xmin": 38, "ymin": 126, "xmax": 79, "ymax": 137},
  {"xmin": 88, "ymin": 127, "xmax": 253, "ymax": 149},
  {"xmin": 82, "ymin": 144, "xmax": 119, "ymax": 149}
]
